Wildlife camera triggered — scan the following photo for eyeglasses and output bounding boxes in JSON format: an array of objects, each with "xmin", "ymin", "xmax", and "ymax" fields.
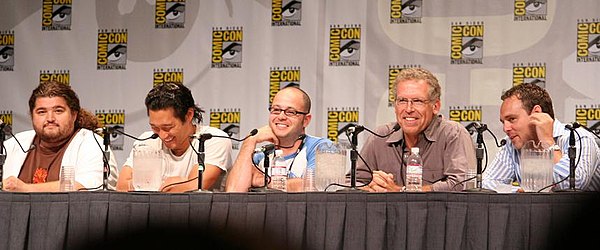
[
  {"xmin": 268, "ymin": 107, "xmax": 308, "ymax": 117},
  {"xmin": 395, "ymin": 98, "xmax": 430, "ymax": 107}
]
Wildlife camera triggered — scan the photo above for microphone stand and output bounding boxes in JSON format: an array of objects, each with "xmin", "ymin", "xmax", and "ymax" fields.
[
  {"xmin": 465, "ymin": 124, "xmax": 495, "ymax": 193},
  {"xmin": 100, "ymin": 127, "xmax": 111, "ymax": 191},
  {"xmin": 339, "ymin": 125, "xmax": 366, "ymax": 192},
  {"xmin": 556, "ymin": 124, "xmax": 580, "ymax": 192},
  {"xmin": 194, "ymin": 133, "xmax": 213, "ymax": 193},
  {"xmin": 0, "ymin": 128, "xmax": 6, "ymax": 190}
]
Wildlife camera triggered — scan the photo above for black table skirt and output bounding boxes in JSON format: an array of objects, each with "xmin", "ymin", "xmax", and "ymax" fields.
[{"xmin": 0, "ymin": 191, "xmax": 597, "ymax": 250}]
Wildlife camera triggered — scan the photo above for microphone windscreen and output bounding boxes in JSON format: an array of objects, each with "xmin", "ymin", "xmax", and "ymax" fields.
[
  {"xmin": 250, "ymin": 128, "xmax": 258, "ymax": 136},
  {"xmin": 500, "ymin": 139, "xmax": 507, "ymax": 146},
  {"xmin": 150, "ymin": 134, "xmax": 159, "ymax": 139},
  {"xmin": 392, "ymin": 123, "xmax": 401, "ymax": 131}
]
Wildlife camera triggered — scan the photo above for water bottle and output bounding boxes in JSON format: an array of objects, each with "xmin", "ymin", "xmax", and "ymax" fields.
[
  {"xmin": 270, "ymin": 150, "xmax": 287, "ymax": 191},
  {"xmin": 405, "ymin": 147, "xmax": 423, "ymax": 192}
]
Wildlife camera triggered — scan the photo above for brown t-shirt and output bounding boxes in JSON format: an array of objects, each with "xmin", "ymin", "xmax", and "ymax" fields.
[{"xmin": 18, "ymin": 130, "xmax": 78, "ymax": 183}]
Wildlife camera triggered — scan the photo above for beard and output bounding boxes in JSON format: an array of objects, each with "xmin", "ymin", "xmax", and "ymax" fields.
[{"xmin": 36, "ymin": 124, "xmax": 74, "ymax": 143}]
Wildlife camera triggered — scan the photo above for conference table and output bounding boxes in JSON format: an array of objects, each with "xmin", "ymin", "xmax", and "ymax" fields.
[{"xmin": 0, "ymin": 191, "xmax": 597, "ymax": 250}]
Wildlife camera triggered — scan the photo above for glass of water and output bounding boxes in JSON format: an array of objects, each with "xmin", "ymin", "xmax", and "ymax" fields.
[
  {"xmin": 132, "ymin": 146, "xmax": 164, "ymax": 191},
  {"xmin": 519, "ymin": 140, "xmax": 554, "ymax": 192},
  {"xmin": 315, "ymin": 142, "xmax": 347, "ymax": 191}
]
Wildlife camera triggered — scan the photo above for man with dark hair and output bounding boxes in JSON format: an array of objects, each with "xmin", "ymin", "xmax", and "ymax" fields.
[
  {"xmin": 226, "ymin": 86, "xmax": 331, "ymax": 192},
  {"xmin": 483, "ymin": 83, "xmax": 600, "ymax": 191},
  {"xmin": 2, "ymin": 81, "xmax": 118, "ymax": 191},
  {"xmin": 116, "ymin": 83, "xmax": 232, "ymax": 192}
]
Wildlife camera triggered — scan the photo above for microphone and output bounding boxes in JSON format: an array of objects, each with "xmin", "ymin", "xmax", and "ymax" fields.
[
  {"xmin": 95, "ymin": 127, "xmax": 158, "ymax": 141},
  {"xmin": 565, "ymin": 122, "xmax": 581, "ymax": 130},
  {"xmin": 465, "ymin": 122, "xmax": 506, "ymax": 148},
  {"xmin": 0, "ymin": 120, "xmax": 10, "ymax": 134},
  {"xmin": 255, "ymin": 143, "xmax": 276, "ymax": 153},
  {"xmin": 190, "ymin": 128, "xmax": 258, "ymax": 142},
  {"xmin": 345, "ymin": 123, "xmax": 400, "ymax": 138}
]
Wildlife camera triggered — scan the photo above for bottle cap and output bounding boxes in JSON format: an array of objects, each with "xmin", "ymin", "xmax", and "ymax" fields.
[
  {"xmin": 411, "ymin": 147, "xmax": 419, "ymax": 154},
  {"xmin": 275, "ymin": 149, "xmax": 283, "ymax": 156}
]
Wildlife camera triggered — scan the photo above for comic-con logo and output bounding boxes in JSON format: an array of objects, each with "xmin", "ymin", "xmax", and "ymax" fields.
[
  {"xmin": 0, "ymin": 31, "xmax": 14, "ymax": 71},
  {"xmin": 327, "ymin": 107, "xmax": 359, "ymax": 147},
  {"xmin": 155, "ymin": 0, "xmax": 185, "ymax": 29},
  {"xmin": 576, "ymin": 19, "xmax": 600, "ymax": 63},
  {"xmin": 97, "ymin": 29, "xmax": 127, "ymax": 70},
  {"xmin": 390, "ymin": 0, "xmax": 422, "ymax": 24},
  {"xmin": 388, "ymin": 65, "xmax": 420, "ymax": 107},
  {"xmin": 269, "ymin": 66, "xmax": 301, "ymax": 105},
  {"xmin": 211, "ymin": 27, "xmax": 243, "ymax": 68},
  {"xmin": 512, "ymin": 63, "xmax": 546, "ymax": 88},
  {"xmin": 575, "ymin": 105, "xmax": 600, "ymax": 128},
  {"xmin": 449, "ymin": 106, "xmax": 482, "ymax": 135},
  {"xmin": 40, "ymin": 70, "xmax": 70, "ymax": 85},
  {"xmin": 514, "ymin": 0, "xmax": 547, "ymax": 21},
  {"xmin": 153, "ymin": 68, "xmax": 183, "ymax": 86},
  {"xmin": 95, "ymin": 110, "xmax": 125, "ymax": 151},
  {"xmin": 271, "ymin": 0, "xmax": 302, "ymax": 26},
  {"xmin": 450, "ymin": 22, "xmax": 484, "ymax": 64},
  {"xmin": 209, "ymin": 109, "xmax": 241, "ymax": 150},
  {"xmin": 42, "ymin": 0, "xmax": 72, "ymax": 31},
  {"xmin": 329, "ymin": 24, "xmax": 361, "ymax": 66}
]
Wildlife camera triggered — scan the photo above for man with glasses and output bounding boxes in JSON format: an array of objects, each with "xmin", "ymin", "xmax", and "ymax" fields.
[
  {"xmin": 116, "ymin": 83, "xmax": 232, "ymax": 192},
  {"xmin": 226, "ymin": 86, "xmax": 331, "ymax": 192},
  {"xmin": 355, "ymin": 67, "xmax": 476, "ymax": 192}
]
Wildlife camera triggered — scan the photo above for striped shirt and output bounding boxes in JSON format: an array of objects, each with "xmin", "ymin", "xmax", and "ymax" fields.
[{"xmin": 483, "ymin": 120, "xmax": 600, "ymax": 192}]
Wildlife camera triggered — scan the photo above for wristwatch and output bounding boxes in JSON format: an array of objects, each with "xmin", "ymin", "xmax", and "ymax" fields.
[{"xmin": 548, "ymin": 144, "xmax": 561, "ymax": 151}]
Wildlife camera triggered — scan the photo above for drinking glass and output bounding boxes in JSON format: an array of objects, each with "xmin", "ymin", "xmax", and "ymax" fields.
[
  {"xmin": 315, "ymin": 142, "xmax": 347, "ymax": 191},
  {"xmin": 132, "ymin": 147, "xmax": 164, "ymax": 191},
  {"xmin": 520, "ymin": 140, "xmax": 554, "ymax": 192}
]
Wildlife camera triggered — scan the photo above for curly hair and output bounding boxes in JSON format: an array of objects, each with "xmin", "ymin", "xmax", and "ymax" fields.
[{"xmin": 28, "ymin": 81, "xmax": 99, "ymax": 130}]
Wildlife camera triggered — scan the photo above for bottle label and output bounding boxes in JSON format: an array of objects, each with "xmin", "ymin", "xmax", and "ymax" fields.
[{"xmin": 407, "ymin": 164, "xmax": 422, "ymax": 174}]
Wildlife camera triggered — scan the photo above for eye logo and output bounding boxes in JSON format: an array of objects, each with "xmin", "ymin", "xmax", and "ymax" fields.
[
  {"xmin": 327, "ymin": 107, "xmax": 359, "ymax": 147},
  {"xmin": 450, "ymin": 22, "xmax": 483, "ymax": 65},
  {"xmin": 155, "ymin": 0, "xmax": 185, "ymax": 29},
  {"xmin": 512, "ymin": 63, "xmax": 546, "ymax": 88},
  {"xmin": 211, "ymin": 27, "xmax": 243, "ymax": 68},
  {"xmin": 0, "ymin": 31, "xmax": 14, "ymax": 71},
  {"xmin": 272, "ymin": 0, "xmax": 302, "ymax": 26},
  {"xmin": 97, "ymin": 29, "xmax": 128, "ymax": 70},
  {"xmin": 514, "ymin": 0, "xmax": 547, "ymax": 21},
  {"xmin": 575, "ymin": 105, "xmax": 600, "ymax": 127},
  {"xmin": 42, "ymin": 0, "xmax": 72, "ymax": 31},
  {"xmin": 269, "ymin": 67, "xmax": 301, "ymax": 105},
  {"xmin": 153, "ymin": 68, "xmax": 184, "ymax": 86},
  {"xmin": 95, "ymin": 110, "xmax": 126, "ymax": 151},
  {"xmin": 329, "ymin": 24, "xmax": 361, "ymax": 66},
  {"xmin": 210, "ymin": 109, "xmax": 241, "ymax": 149},
  {"xmin": 390, "ymin": 0, "xmax": 422, "ymax": 24},
  {"xmin": 576, "ymin": 19, "xmax": 600, "ymax": 63},
  {"xmin": 39, "ymin": 70, "xmax": 70, "ymax": 86}
]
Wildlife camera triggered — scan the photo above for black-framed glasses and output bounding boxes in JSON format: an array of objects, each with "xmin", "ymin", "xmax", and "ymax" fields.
[
  {"xmin": 268, "ymin": 106, "xmax": 308, "ymax": 117},
  {"xmin": 395, "ymin": 98, "xmax": 431, "ymax": 107}
]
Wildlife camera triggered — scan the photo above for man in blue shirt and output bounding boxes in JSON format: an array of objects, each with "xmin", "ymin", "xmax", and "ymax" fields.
[{"xmin": 483, "ymin": 83, "xmax": 600, "ymax": 192}]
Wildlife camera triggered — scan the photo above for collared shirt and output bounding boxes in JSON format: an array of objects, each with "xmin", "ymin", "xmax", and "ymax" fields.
[
  {"xmin": 355, "ymin": 115, "xmax": 476, "ymax": 191},
  {"xmin": 483, "ymin": 119, "xmax": 600, "ymax": 191}
]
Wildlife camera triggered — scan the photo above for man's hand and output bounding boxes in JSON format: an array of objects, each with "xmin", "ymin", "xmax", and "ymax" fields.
[
  {"xmin": 529, "ymin": 112, "xmax": 555, "ymax": 146},
  {"xmin": 254, "ymin": 125, "xmax": 279, "ymax": 145},
  {"xmin": 3, "ymin": 176, "xmax": 29, "ymax": 192},
  {"xmin": 361, "ymin": 170, "xmax": 401, "ymax": 192}
]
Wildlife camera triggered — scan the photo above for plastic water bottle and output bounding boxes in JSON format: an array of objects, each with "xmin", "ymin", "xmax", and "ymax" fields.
[
  {"xmin": 270, "ymin": 150, "xmax": 287, "ymax": 191},
  {"xmin": 405, "ymin": 147, "xmax": 423, "ymax": 192}
]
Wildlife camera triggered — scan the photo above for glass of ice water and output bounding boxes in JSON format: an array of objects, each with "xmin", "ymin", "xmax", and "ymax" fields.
[
  {"xmin": 519, "ymin": 140, "xmax": 554, "ymax": 192},
  {"xmin": 315, "ymin": 142, "xmax": 347, "ymax": 191},
  {"xmin": 132, "ymin": 146, "xmax": 164, "ymax": 191}
]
